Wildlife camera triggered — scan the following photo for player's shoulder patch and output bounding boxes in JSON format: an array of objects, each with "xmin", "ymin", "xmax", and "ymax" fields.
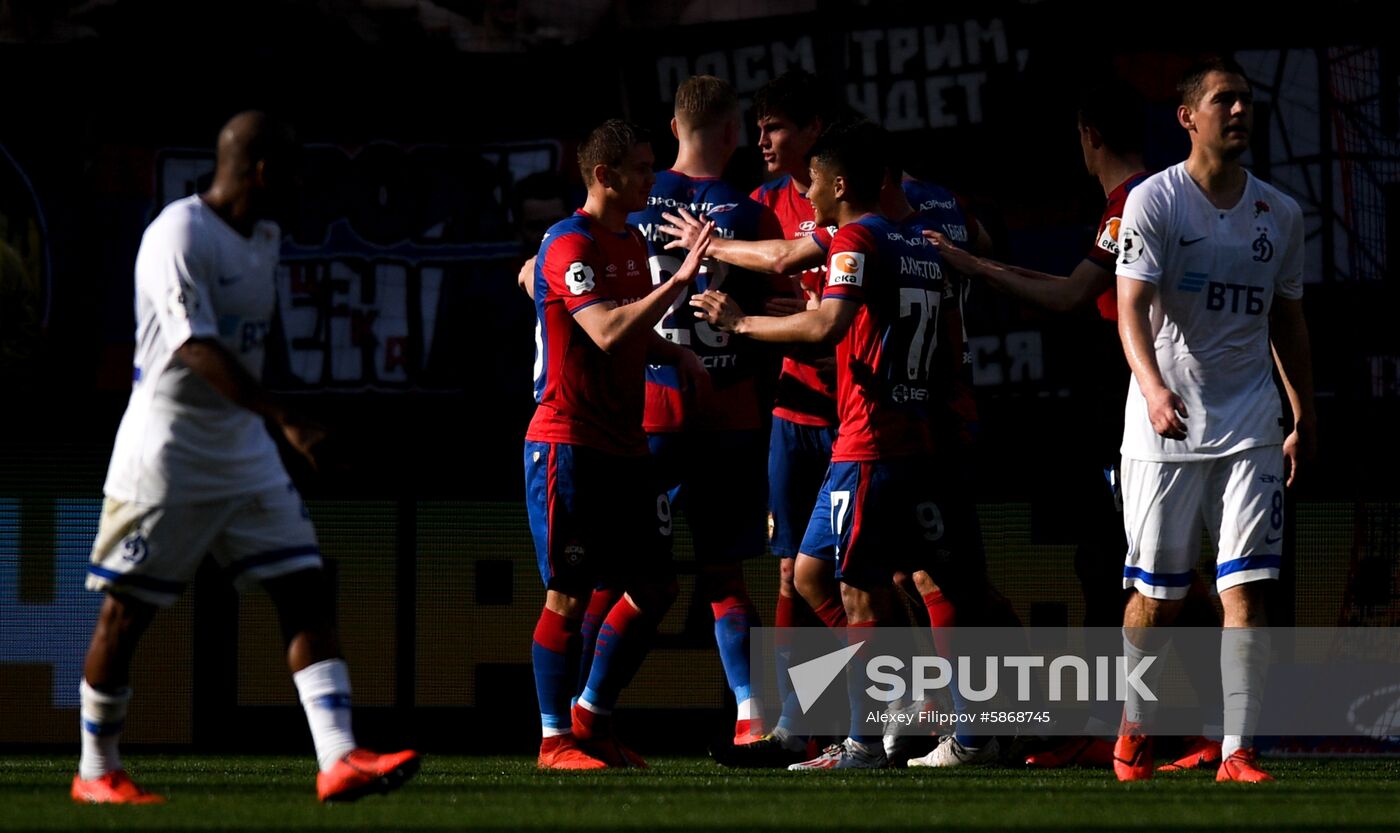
[
  {"xmin": 564, "ymin": 261, "xmax": 596, "ymax": 295},
  {"xmin": 1118, "ymin": 226, "xmax": 1144, "ymax": 265},
  {"xmin": 828, "ymin": 251, "xmax": 866, "ymax": 287},
  {"xmin": 1096, "ymin": 216, "xmax": 1123, "ymax": 255}
]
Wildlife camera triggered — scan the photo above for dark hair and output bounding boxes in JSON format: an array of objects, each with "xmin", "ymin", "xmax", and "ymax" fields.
[
  {"xmin": 1177, "ymin": 55, "xmax": 1250, "ymax": 107},
  {"xmin": 1076, "ymin": 77, "xmax": 1146, "ymax": 155},
  {"xmin": 753, "ymin": 69, "xmax": 828, "ymax": 128},
  {"xmin": 675, "ymin": 74, "xmax": 739, "ymax": 130},
  {"xmin": 577, "ymin": 119, "xmax": 650, "ymax": 186},
  {"xmin": 807, "ymin": 119, "xmax": 887, "ymax": 204}
]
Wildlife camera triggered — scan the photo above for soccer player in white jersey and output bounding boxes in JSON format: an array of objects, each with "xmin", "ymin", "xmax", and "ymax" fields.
[
  {"xmin": 1110, "ymin": 58, "xmax": 1315, "ymax": 783},
  {"xmin": 71, "ymin": 112, "xmax": 419, "ymax": 804}
]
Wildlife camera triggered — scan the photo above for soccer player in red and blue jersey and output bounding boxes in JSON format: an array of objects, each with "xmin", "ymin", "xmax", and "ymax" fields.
[
  {"xmin": 661, "ymin": 138, "xmax": 993, "ymax": 765},
  {"xmin": 626, "ymin": 75, "xmax": 785, "ymax": 746},
  {"xmin": 525, "ymin": 119, "xmax": 714, "ymax": 770},
  {"xmin": 693, "ymin": 121, "xmax": 996, "ymax": 770}
]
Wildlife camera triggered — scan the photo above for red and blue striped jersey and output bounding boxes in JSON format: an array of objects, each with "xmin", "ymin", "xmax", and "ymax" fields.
[
  {"xmin": 630, "ymin": 170, "xmax": 783, "ymax": 432},
  {"xmin": 752, "ymin": 174, "xmax": 839, "ymax": 427},
  {"xmin": 822, "ymin": 214, "xmax": 957, "ymax": 462},
  {"xmin": 526, "ymin": 210, "xmax": 654, "ymax": 456}
]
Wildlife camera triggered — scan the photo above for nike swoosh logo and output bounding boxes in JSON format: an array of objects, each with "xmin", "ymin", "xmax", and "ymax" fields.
[
  {"xmin": 1178, "ymin": 236, "xmax": 1208, "ymax": 246},
  {"xmin": 1265, "ymin": 534, "xmax": 1282, "ymax": 545},
  {"xmin": 217, "ymin": 275, "xmax": 241, "ymax": 286}
]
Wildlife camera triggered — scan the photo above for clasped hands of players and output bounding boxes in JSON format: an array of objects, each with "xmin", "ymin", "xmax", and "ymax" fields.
[{"xmin": 689, "ymin": 287, "xmax": 745, "ymax": 334}]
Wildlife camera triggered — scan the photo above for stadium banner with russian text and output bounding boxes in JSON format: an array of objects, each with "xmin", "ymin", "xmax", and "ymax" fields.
[{"xmin": 752, "ymin": 627, "xmax": 1400, "ymax": 738}]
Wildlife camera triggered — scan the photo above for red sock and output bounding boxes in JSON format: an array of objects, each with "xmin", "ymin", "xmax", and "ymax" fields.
[
  {"xmin": 776, "ymin": 593, "xmax": 824, "ymax": 629},
  {"xmin": 923, "ymin": 590, "xmax": 955, "ymax": 658},
  {"xmin": 812, "ymin": 595, "xmax": 848, "ymax": 629}
]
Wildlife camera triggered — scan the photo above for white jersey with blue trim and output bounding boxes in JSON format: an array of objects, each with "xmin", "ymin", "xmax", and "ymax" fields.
[
  {"xmin": 103, "ymin": 195, "xmax": 288, "ymax": 504},
  {"xmin": 1116, "ymin": 163, "xmax": 1304, "ymax": 462}
]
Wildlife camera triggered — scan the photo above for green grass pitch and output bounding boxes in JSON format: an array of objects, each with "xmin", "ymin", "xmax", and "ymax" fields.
[{"xmin": 5, "ymin": 755, "xmax": 1400, "ymax": 831}]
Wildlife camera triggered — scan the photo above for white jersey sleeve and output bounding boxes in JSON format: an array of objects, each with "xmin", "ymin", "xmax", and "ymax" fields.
[
  {"xmin": 1115, "ymin": 182, "xmax": 1169, "ymax": 285},
  {"xmin": 137, "ymin": 207, "xmax": 220, "ymax": 351}
]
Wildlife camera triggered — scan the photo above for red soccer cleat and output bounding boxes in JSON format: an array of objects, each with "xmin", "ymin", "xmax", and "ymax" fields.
[
  {"xmin": 1216, "ymin": 748, "xmax": 1275, "ymax": 783},
  {"xmin": 70, "ymin": 770, "xmax": 165, "ymax": 805},
  {"xmin": 1113, "ymin": 731, "xmax": 1153, "ymax": 782},
  {"xmin": 578, "ymin": 734, "xmax": 648, "ymax": 769},
  {"xmin": 538, "ymin": 735, "xmax": 608, "ymax": 770},
  {"xmin": 1024, "ymin": 737, "xmax": 1114, "ymax": 769},
  {"xmin": 1158, "ymin": 736, "xmax": 1223, "ymax": 772},
  {"xmin": 733, "ymin": 717, "xmax": 765, "ymax": 746},
  {"xmin": 316, "ymin": 748, "xmax": 421, "ymax": 802}
]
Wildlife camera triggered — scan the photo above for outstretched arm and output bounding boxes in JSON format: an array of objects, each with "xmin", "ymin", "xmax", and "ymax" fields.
[
  {"xmin": 571, "ymin": 222, "xmax": 715, "ymax": 353},
  {"xmin": 691, "ymin": 290, "xmax": 858, "ymax": 345},
  {"xmin": 927, "ymin": 230, "xmax": 1112, "ymax": 313},
  {"xmin": 661, "ymin": 206, "xmax": 824, "ymax": 275}
]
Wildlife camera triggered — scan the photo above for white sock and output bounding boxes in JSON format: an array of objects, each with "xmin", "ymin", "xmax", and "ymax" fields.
[
  {"xmin": 79, "ymin": 679, "xmax": 130, "ymax": 781},
  {"xmin": 293, "ymin": 659, "xmax": 357, "ymax": 772},
  {"xmin": 1221, "ymin": 628, "xmax": 1269, "ymax": 759},
  {"xmin": 1121, "ymin": 629, "xmax": 1168, "ymax": 729}
]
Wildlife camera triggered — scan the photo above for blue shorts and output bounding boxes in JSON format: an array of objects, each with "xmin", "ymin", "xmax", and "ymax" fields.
[
  {"xmin": 524, "ymin": 441, "xmax": 673, "ymax": 592},
  {"xmin": 648, "ymin": 430, "xmax": 767, "ymax": 563},
  {"xmin": 800, "ymin": 457, "xmax": 986, "ymax": 589},
  {"xmin": 768, "ymin": 416, "xmax": 837, "ymax": 559}
]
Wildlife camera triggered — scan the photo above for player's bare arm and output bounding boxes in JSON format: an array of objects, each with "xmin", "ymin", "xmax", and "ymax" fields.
[
  {"xmin": 176, "ymin": 337, "xmax": 324, "ymax": 467},
  {"xmin": 1269, "ymin": 296, "xmax": 1317, "ymax": 487},
  {"xmin": 1117, "ymin": 276, "xmax": 1188, "ymax": 440},
  {"xmin": 518, "ymin": 256, "xmax": 536, "ymax": 299},
  {"xmin": 572, "ymin": 221, "xmax": 715, "ymax": 353},
  {"xmin": 927, "ymin": 229, "xmax": 1112, "ymax": 313},
  {"xmin": 661, "ymin": 206, "xmax": 823, "ymax": 275},
  {"xmin": 691, "ymin": 289, "xmax": 857, "ymax": 345}
]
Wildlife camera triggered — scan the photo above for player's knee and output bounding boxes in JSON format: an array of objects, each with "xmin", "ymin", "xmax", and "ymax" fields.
[
  {"xmin": 778, "ymin": 558, "xmax": 798, "ymax": 597},
  {"xmin": 698, "ymin": 564, "xmax": 746, "ymax": 602},
  {"xmin": 92, "ymin": 593, "xmax": 156, "ymax": 654},
  {"xmin": 909, "ymin": 570, "xmax": 939, "ymax": 597},
  {"xmin": 1126, "ymin": 591, "xmax": 1185, "ymax": 626},
  {"xmin": 793, "ymin": 555, "xmax": 832, "ymax": 604},
  {"xmin": 625, "ymin": 580, "xmax": 679, "ymax": 617}
]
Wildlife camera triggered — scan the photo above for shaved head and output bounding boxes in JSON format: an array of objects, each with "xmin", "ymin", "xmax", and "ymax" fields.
[
  {"xmin": 216, "ymin": 111, "xmax": 296, "ymax": 178},
  {"xmin": 204, "ymin": 110, "xmax": 298, "ymax": 228}
]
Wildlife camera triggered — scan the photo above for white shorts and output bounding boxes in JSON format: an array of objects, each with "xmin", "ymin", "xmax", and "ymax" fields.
[
  {"xmin": 1121, "ymin": 446, "xmax": 1285, "ymax": 600},
  {"xmin": 87, "ymin": 482, "xmax": 322, "ymax": 607}
]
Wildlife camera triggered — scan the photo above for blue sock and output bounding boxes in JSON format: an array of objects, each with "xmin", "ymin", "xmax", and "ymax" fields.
[
  {"xmin": 846, "ymin": 621, "xmax": 880, "ymax": 745},
  {"xmin": 579, "ymin": 596, "xmax": 649, "ymax": 711},
  {"xmin": 575, "ymin": 586, "xmax": 621, "ymax": 705},
  {"xmin": 713, "ymin": 597, "xmax": 759, "ymax": 707},
  {"xmin": 532, "ymin": 607, "xmax": 581, "ymax": 735}
]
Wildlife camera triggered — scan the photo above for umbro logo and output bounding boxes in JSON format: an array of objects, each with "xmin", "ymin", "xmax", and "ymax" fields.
[{"xmin": 1178, "ymin": 236, "xmax": 1207, "ymax": 247}]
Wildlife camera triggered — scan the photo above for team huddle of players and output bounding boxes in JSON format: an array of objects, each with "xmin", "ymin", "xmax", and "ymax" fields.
[
  {"xmin": 523, "ymin": 58, "xmax": 1312, "ymax": 783},
  {"xmin": 526, "ymin": 69, "xmax": 1072, "ymax": 773}
]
